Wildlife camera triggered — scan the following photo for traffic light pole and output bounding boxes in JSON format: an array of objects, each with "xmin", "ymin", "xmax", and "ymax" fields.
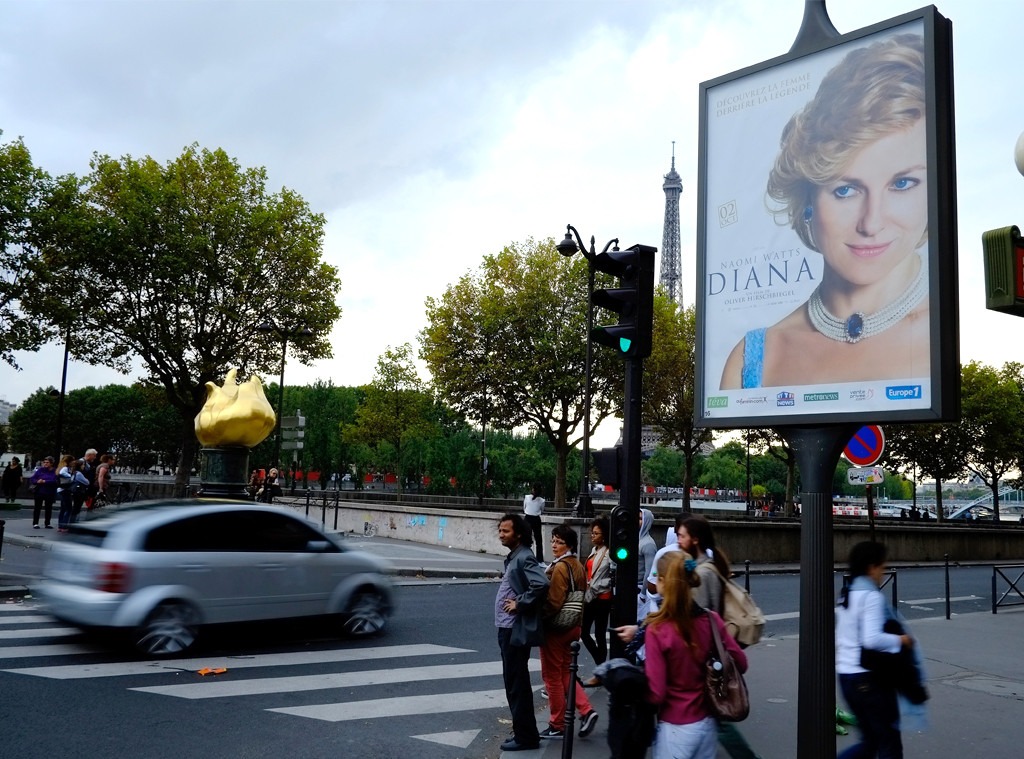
[{"xmin": 608, "ymin": 355, "xmax": 642, "ymax": 659}]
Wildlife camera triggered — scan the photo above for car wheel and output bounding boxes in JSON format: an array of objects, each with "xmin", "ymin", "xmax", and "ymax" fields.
[
  {"xmin": 135, "ymin": 601, "xmax": 200, "ymax": 657},
  {"xmin": 341, "ymin": 590, "xmax": 388, "ymax": 637}
]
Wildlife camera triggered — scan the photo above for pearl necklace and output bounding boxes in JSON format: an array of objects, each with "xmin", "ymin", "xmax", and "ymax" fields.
[{"xmin": 807, "ymin": 257, "xmax": 928, "ymax": 344}]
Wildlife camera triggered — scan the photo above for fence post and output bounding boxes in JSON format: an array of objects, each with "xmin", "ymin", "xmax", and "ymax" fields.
[
  {"xmin": 944, "ymin": 553, "xmax": 951, "ymax": 620},
  {"xmin": 562, "ymin": 640, "xmax": 580, "ymax": 759},
  {"xmin": 992, "ymin": 568, "xmax": 997, "ymax": 614},
  {"xmin": 745, "ymin": 559, "xmax": 751, "ymax": 593},
  {"xmin": 0, "ymin": 519, "xmax": 5, "ymax": 560}
]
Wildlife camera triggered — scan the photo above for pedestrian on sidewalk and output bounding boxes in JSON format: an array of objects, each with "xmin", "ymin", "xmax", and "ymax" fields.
[
  {"xmin": 523, "ymin": 484, "xmax": 545, "ymax": 562},
  {"xmin": 29, "ymin": 457, "xmax": 58, "ymax": 529},
  {"xmin": 495, "ymin": 513, "xmax": 549, "ymax": 752},
  {"xmin": 836, "ymin": 541, "xmax": 917, "ymax": 759},
  {"xmin": 679, "ymin": 515, "xmax": 762, "ymax": 759},
  {"xmin": 538, "ymin": 523, "xmax": 600, "ymax": 741},
  {"xmin": 644, "ymin": 551, "xmax": 748, "ymax": 759},
  {"xmin": 581, "ymin": 516, "xmax": 614, "ymax": 666},
  {"xmin": 2, "ymin": 457, "xmax": 23, "ymax": 503},
  {"xmin": 57, "ymin": 455, "xmax": 88, "ymax": 531}
]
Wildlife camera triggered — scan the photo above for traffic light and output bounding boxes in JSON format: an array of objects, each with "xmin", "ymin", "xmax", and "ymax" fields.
[
  {"xmin": 608, "ymin": 505, "xmax": 636, "ymax": 564},
  {"xmin": 592, "ymin": 446, "xmax": 622, "ymax": 490},
  {"xmin": 591, "ymin": 244, "xmax": 656, "ymax": 359}
]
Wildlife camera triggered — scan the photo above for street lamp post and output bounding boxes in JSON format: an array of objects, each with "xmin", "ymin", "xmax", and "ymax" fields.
[
  {"xmin": 556, "ymin": 224, "xmax": 619, "ymax": 519},
  {"xmin": 257, "ymin": 322, "xmax": 313, "ymax": 474},
  {"xmin": 48, "ymin": 323, "xmax": 72, "ymax": 459}
]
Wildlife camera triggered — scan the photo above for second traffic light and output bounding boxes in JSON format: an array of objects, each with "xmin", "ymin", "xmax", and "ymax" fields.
[
  {"xmin": 591, "ymin": 243, "xmax": 656, "ymax": 359},
  {"xmin": 608, "ymin": 504, "xmax": 637, "ymax": 564}
]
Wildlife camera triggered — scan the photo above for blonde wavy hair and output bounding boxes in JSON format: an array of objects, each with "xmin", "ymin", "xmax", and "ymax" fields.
[
  {"xmin": 766, "ymin": 33, "xmax": 926, "ymax": 251},
  {"xmin": 644, "ymin": 551, "xmax": 702, "ymax": 654}
]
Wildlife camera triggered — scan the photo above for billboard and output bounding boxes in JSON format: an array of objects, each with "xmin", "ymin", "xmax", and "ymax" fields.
[{"xmin": 695, "ymin": 7, "xmax": 958, "ymax": 428}]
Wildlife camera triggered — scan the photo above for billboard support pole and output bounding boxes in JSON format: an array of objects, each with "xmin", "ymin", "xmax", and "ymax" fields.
[{"xmin": 781, "ymin": 424, "xmax": 857, "ymax": 759}]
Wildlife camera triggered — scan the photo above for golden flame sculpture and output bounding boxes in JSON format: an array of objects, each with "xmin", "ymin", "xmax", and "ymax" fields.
[{"xmin": 194, "ymin": 368, "xmax": 277, "ymax": 448}]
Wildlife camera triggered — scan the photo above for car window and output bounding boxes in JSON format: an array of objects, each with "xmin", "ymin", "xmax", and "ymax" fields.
[
  {"xmin": 65, "ymin": 525, "xmax": 109, "ymax": 548},
  {"xmin": 235, "ymin": 511, "xmax": 330, "ymax": 552},
  {"xmin": 143, "ymin": 510, "xmax": 332, "ymax": 552}
]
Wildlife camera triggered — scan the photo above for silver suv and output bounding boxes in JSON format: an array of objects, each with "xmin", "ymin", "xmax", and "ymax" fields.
[{"xmin": 36, "ymin": 501, "xmax": 394, "ymax": 657}]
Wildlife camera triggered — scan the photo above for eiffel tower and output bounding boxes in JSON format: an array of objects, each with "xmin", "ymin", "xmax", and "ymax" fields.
[{"xmin": 659, "ymin": 142, "xmax": 684, "ymax": 304}]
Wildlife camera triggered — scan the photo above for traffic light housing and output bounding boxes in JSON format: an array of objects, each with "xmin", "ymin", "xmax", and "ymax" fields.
[
  {"xmin": 983, "ymin": 225, "xmax": 1024, "ymax": 316},
  {"xmin": 591, "ymin": 244, "xmax": 656, "ymax": 358},
  {"xmin": 608, "ymin": 504, "xmax": 636, "ymax": 565},
  {"xmin": 592, "ymin": 446, "xmax": 622, "ymax": 490}
]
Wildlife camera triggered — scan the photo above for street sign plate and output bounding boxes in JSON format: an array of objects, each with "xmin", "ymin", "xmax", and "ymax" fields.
[
  {"xmin": 844, "ymin": 425, "xmax": 885, "ymax": 467},
  {"xmin": 281, "ymin": 429, "xmax": 305, "ymax": 440},
  {"xmin": 281, "ymin": 416, "xmax": 306, "ymax": 428},
  {"xmin": 280, "ymin": 441, "xmax": 304, "ymax": 450},
  {"xmin": 847, "ymin": 467, "xmax": 885, "ymax": 486}
]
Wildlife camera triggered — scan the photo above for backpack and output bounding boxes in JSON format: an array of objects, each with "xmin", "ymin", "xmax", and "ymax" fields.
[{"xmin": 709, "ymin": 564, "xmax": 765, "ymax": 647}]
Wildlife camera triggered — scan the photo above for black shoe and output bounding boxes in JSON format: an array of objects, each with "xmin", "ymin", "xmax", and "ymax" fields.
[
  {"xmin": 538, "ymin": 727, "xmax": 564, "ymax": 740},
  {"xmin": 500, "ymin": 736, "xmax": 540, "ymax": 751},
  {"xmin": 578, "ymin": 710, "xmax": 599, "ymax": 738}
]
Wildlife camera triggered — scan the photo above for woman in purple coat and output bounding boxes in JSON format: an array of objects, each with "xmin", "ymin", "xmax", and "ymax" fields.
[{"xmin": 30, "ymin": 457, "xmax": 59, "ymax": 529}]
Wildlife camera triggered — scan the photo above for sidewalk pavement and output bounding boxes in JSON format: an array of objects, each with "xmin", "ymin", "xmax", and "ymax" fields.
[{"xmin": 3, "ymin": 501, "xmax": 1023, "ymax": 758}]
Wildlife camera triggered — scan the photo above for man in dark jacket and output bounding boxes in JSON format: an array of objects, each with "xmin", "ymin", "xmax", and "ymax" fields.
[{"xmin": 495, "ymin": 513, "xmax": 549, "ymax": 752}]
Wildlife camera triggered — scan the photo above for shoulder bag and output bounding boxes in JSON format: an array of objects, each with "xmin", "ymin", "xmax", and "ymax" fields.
[
  {"xmin": 704, "ymin": 610, "xmax": 750, "ymax": 721},
  {"xmin": 550, "ymin": 561, "xmax": 585, "ymax": 629}
]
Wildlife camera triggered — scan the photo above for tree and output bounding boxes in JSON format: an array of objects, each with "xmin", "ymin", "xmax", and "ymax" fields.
[
  {"xmin": 749, "ymin": 429, "xmax": 798, "ymax": 515},
  {"xmin": 961, "ymin": 361, "xmax": 1024, "ymax": 520},
  {"xmin": 886, "ymin": 421, "xmax": 966, "ymax": 522},
  {"xmin": 21, "ymin": 145, "xmax": 341, "ymax": 494},
  {"xmin": 421, "ymin": 238, "xmax": 620, "ymax": 507},
  {"xmin": 697, "ymin": 440, "xmax": 746, "ymax": 490},
  {"xmin": 0, "ymin": 134, "xmax": 56, "ymax": 367},
  {"xmin": 642, "ymin": 446, "xmax": 686, "ymax": 487},
  {"xmin": 344, "ymin": 344, "xmax": 435, "ymax": 495},
  {"xmin": 643, "ymin": 297, "xmax": 711, "ymax": 511}
]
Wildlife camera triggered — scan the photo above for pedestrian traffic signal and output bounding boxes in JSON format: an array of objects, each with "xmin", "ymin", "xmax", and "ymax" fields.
[
  {"xmin": 608, "ymin": 505, "xmax": 636, "ymax": 564},
  {"xmin": 592, "ymin": 446, "xmax": 622, "ymax": 490},
  {"xmin": 591, "ymin": 244, "xmax": 656, "ymax": 359}
]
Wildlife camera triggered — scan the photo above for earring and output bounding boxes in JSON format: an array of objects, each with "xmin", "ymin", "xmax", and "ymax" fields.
[{"xmin": 802, "ymin": 205, "xmax": 816, "ymax": 250}]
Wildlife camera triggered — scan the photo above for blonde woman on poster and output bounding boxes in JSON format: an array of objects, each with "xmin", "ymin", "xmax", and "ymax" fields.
[{"xmin": 721, "ymin": 33, "xmax": 928, "ymax": 390}]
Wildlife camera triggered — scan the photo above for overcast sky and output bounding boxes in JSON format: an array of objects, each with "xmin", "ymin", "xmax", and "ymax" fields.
[{"xmin": 2, "ymin": 0, "xmax": 1023, "ymax": 447}]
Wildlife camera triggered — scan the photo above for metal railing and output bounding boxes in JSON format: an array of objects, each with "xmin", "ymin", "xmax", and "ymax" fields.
[{"xmin": 991, "ymin": 563, "xmax": 1024, "ymax": 613}]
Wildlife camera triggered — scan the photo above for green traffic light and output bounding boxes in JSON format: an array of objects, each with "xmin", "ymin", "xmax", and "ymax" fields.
[
  {"xmin": 614, "ymin": 546, "xmax": 630, "ymax": 561},
  {"xmin": 618, "ymin": 337, "xmax": 632, "ymax": 353}
]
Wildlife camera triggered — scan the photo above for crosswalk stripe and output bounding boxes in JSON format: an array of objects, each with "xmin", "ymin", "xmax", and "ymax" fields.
[
  {"xmin": 4, "ymin": 643, "xmax": 473, "ymax": 679},
  {"xmin": 0, "ymin": 626, "xmax": 77, "ymax": 640},
  {"xmin": 0, "ymin": 643, "xmax": 104, "ymax": 660},
  {"xmin": 0, "ymin": 615, "xmax": 51, "ymax": 625},
  {"xmin": 269, "ymin": 688, "xmax": 516, "ymax": 722},
  {"xmin": 131, "ymin": 659, "xmax": 541, "ymax": 699}
]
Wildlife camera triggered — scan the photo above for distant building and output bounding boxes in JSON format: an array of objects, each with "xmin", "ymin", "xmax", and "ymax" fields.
[{"xmin": 0, "ymin": 399, "xmax": 16, "ymax": 425}]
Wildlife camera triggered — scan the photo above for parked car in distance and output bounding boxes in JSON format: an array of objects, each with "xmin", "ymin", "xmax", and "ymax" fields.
[{"xmin": 36, "ymin": 500, "xmax": 395, "ymax": 657}]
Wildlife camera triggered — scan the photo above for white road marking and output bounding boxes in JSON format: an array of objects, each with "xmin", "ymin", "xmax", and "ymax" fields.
[
  {"xmin": 900, "ymin": 595, "xmax": 981, "ymax": 605},
  {"xmin": 3, "ymin": 644, "xmax": 473, "ymax": 679},
  {"xmin": 0, "ymin": 626, "xmax": 77, "ymax": 639},
  {"xmin": 269, "ymin": 688, "xmax": 514, "ymax": 722},
  {"xmin": 0, "ymin": 643, "xmax": 103, "ymax": 659},
  {"xmin": 0, "ymin": 615, "xmax": 52, "ymax": 625},
  {"xmin": 131, "ymin": 659, "xmax": 540, "ymax": 699}
]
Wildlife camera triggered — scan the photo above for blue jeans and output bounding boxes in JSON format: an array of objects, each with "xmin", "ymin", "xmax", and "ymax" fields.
[
  {"xmin": 498, "ymin": 626, "xmax": 539, "ymax": 746},
  {"xmin": 838, "ymin": 672, "xmax": 902, "ymax": 759},
  {"xmin": 57, "ymin": 490, "xmax": 74, "ymax": 529}
]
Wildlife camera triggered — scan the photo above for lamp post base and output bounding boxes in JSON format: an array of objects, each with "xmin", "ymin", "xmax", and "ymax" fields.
[{"xmin": 197, "ymin": 447, "xmax": 251, "ymax": 501}]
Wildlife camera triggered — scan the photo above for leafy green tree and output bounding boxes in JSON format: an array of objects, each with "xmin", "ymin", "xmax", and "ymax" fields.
[
  {"xmin": 345, "ymin": 344, "xmax": 435, "ymax": 495},
  {"xmin": 644, "ymin": 297, "xmax": 710, "ymax": 510},
  {"xmin": 642, "ymin": 445, "xmax": 686, "ymax": 487},
  {"xmin": 697, "ymin": 440, "xmax": 746, "ymax": 490},
  {"xmin": 886, "ymin": 421, "xmax": 966, "ymax": 522},
  {"xmin": 421, "ymin": 238, "xmax": 619, "ymax": 507},
  {"xmin": 961, "ymin": 361, "xmax": 1024, "ymax": 520},
  {"xmin": 20, "ymin": 145, "xmax": 341, "ymax": 495},
  {"xmin": 750, "ymin": 429, "xmax": 798, "ymax": 514},
  {"xmin": 0, "ymin": 134, "xmax": 56, "ymax": 367}
]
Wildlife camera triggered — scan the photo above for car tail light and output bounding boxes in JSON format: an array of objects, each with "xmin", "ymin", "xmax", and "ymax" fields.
[{"xmin": 96, "ymin": 562, "xmax": 132, "ymax": 594}]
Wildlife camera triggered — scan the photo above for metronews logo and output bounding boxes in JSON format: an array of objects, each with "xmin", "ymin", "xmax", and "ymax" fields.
[
  {"xmin": 803, "ymin": 392, "xmax": 839, "ymax": 402},
  {"xmin": 707, "ymin": 396, "xmax": 729, "ymax": 408},
  {"xmin": 886, "ymin": 385, "xmax": 922, "ymax": 400},
  {"xmin": 776, "ymin": 391, "xmax": 795, "ymax": 407}
]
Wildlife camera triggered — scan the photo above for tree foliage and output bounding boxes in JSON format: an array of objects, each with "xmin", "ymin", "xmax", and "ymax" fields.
[
  {"xmin": 0, "ymin": 134, "xmax": 57, "ymax": 366},
  {"xmin": 420, "ymin": 238, "xmax": 619, "ymax": 507},
  {"xmin": 19, "ymin": 144, "xmax": 342, "ymax": 493},
  {"xmin": 644, "ymin": 296, "xmax": 710, "ymax": 510}
]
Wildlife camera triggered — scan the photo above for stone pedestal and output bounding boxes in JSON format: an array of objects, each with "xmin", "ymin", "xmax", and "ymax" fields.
[{"xmin": 197, "ymin": 446, "xmax": 250, "ymax": 500}]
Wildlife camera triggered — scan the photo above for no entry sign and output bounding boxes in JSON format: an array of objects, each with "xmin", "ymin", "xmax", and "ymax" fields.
[{"xmin": 844, "ymin": 425, "xmax": 885, "ymax": 467}]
